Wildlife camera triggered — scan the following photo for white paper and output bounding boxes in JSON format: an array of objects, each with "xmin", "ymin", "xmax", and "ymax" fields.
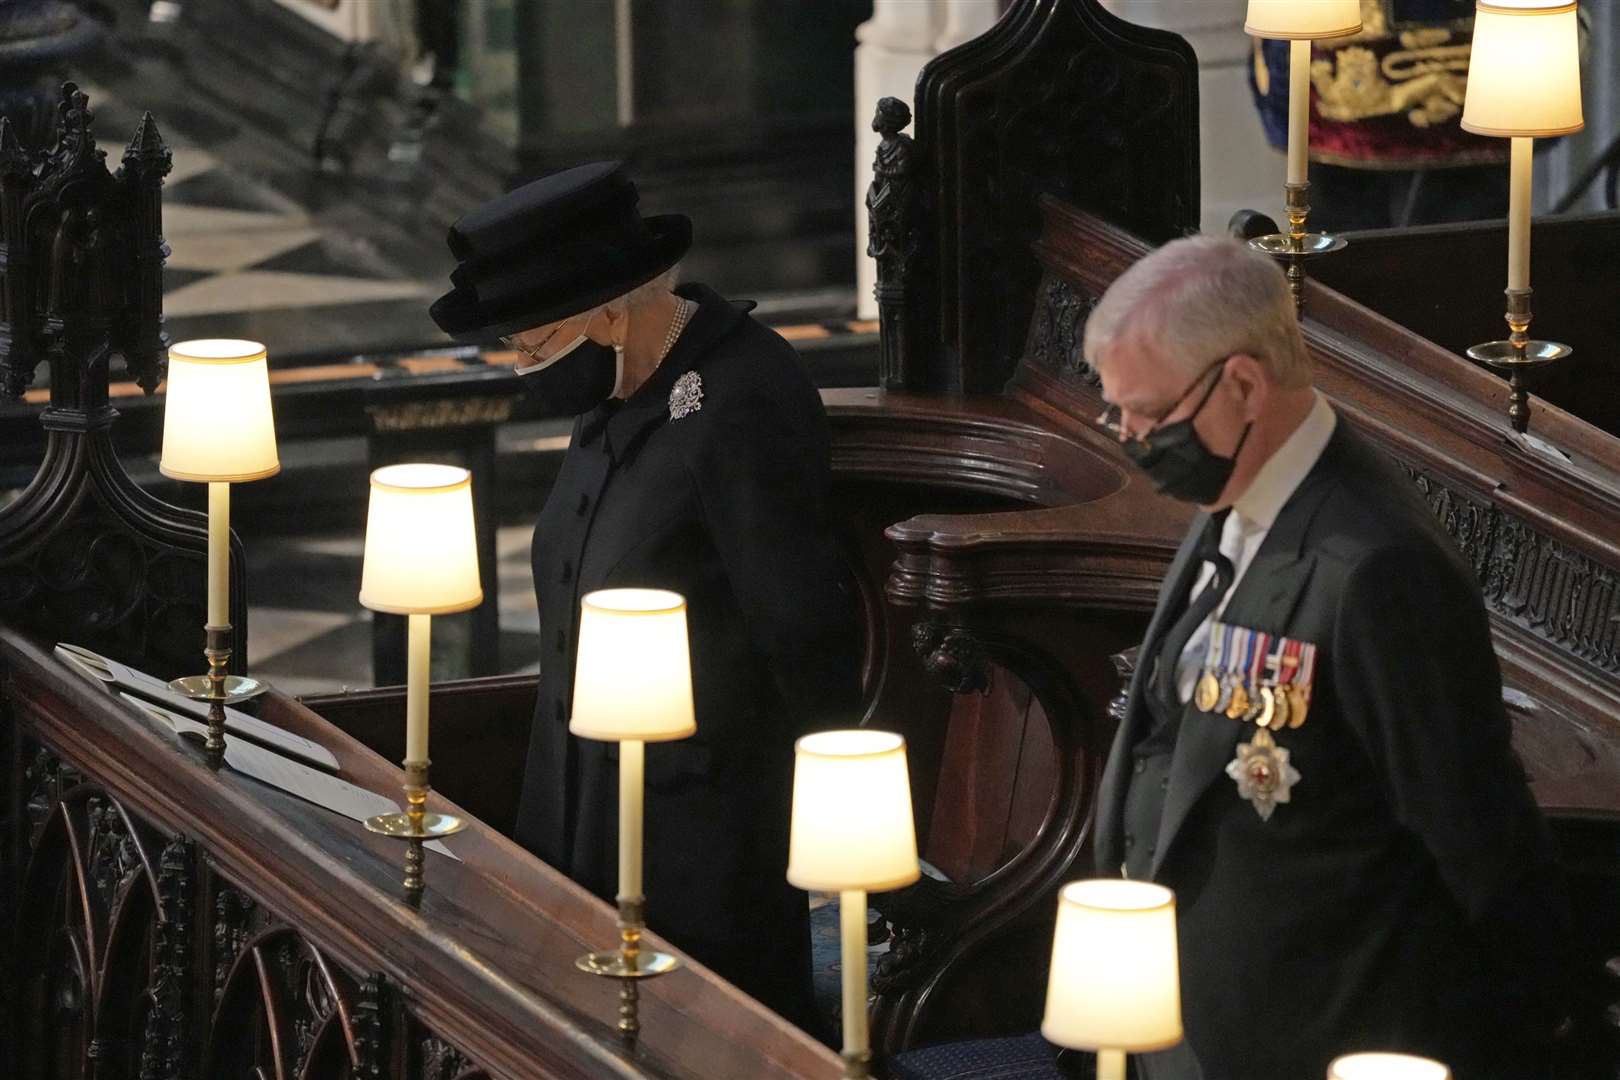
[
  {"xmin": 55, "ymin": 642, "xmax": 339, "ymax": 771},
  {"xmin": 122, "ymin": 694, "xmax": 458, "ymax": 860}
]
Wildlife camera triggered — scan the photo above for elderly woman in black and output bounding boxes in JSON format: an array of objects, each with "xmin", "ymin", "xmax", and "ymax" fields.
[{"xmin": 430, "ymin": 162, "xmax": 861, "ymax": 1030}]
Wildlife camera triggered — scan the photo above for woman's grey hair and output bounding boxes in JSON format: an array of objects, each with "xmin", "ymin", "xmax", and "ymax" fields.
[
  {"xmin": 584, "ymin": 263, "xmax": 681, "ymax": 321},
  {"xmin": 1082, "ymin": 237, "xmax": 1311, "ymax": 389}
]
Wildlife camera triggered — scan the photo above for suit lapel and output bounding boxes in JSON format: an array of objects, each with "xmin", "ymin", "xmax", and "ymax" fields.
[
  {"xmin": 1095, "ymin": 513, "xmax": 1212, "ymax": 873},
  {"xmin": 1148, "ymin": 464, "xmax": 1339, "ymax": 879}
]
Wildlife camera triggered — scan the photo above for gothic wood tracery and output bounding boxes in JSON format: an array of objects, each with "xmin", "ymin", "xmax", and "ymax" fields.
[
  {"xmin": 892, "ymin": 0, "xmax": 1198, "ymax": 395},
  {"xmin": 0, "ymin": 85, "xmax": 246, "ymax": 679}
]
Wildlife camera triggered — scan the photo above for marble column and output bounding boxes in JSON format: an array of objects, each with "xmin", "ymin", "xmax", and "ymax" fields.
[
  {"xmin": 854, "ymin": 0, "xmax": 998, "ymax": 320},
  {"xmin": 1100, "ymin": 0, "xmax": 1276, "ymax": 237}
]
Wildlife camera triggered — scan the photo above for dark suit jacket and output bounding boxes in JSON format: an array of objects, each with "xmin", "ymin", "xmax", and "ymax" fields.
[
  {"xmin": 1095, "ymin": 422, "xmax": 1570, "ymax": 1080},
  {"xmin": 512, "ymin": 283, "xmax": 861, "ymax": 1028}
]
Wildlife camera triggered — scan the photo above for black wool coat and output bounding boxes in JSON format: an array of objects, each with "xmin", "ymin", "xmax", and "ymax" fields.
[
  {"xmin": 1096, "ymin": 422, "xmax": 1571, "ymax": 1080},
  {"xmin": 512, "ymin": 283, "xmax": 861, "ymax": 1029}
]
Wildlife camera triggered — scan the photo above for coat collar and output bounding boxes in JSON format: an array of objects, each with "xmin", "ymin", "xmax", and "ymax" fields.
[
  {"xmin": 1147, "ymin": 423, "xmax": 1350, "ymax": 877},
  {"xmin": 593, "ymin": 283, "xmax": 752, "ymax": 465}
]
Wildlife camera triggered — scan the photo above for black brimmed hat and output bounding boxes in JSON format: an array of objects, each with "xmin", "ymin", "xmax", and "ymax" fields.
[{"xmin": 429, "ymin": 161, "xmax": 692, "ymax": 342}]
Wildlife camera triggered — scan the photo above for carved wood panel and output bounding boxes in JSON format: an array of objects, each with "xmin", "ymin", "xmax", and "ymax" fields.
[{"xmin": 8, "ymin": 740, "xmax": 493, "ymax": 1080}]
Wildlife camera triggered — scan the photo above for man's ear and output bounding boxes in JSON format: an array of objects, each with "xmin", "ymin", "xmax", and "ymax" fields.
[{"xmin": 1226, "ymin": 353, "xmax": 1270, "ymax": 421}]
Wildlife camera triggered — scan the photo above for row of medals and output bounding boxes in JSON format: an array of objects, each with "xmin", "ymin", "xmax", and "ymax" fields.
[{"xmin": 1193, "ymin": 665, "xmax": 1309, "ymax": 732}]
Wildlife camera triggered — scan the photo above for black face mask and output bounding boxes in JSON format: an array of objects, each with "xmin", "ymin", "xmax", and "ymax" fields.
[
  {"xmin": 1117, "ymin": 359, "xmax": 1252, "ymax": 505},
  {"xmin": 518, "ymin": 340, "xmax": 619, "ymax": 416}
]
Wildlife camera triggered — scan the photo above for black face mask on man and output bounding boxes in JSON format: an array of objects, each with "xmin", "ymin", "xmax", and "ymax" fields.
[{"xmin": 1115, "ymin": 357, "xmax": 1252, "ymax": 505}]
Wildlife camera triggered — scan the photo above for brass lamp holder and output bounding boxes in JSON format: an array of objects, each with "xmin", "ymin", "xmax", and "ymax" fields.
[
  {"xmin": 1466, "ymin": 286, "xmax": 1571, "ymax": 435},
  {"xmin": 363, "ymin": 759, "xmax": 465, "ymax": 900},
  {"xmin": 576, "ymin": 895, "xmax": 680, "ymax": 1048},
  {"xmin": 1247, "ymin": 181, "xmax": 1346, "ymax": 314},
  {"xmin": 168, "ymin": 624, "xmax": 267, "ymax": 755}
]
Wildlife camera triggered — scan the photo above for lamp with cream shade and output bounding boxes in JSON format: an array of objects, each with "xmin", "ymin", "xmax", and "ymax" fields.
[
  {"xmin": 1243, "ymin": 0, "xmax": 1363, "ymax": 311},
  {"xmin": 1041, "ymin": 879, "xmax": 1183, "ymax": 1080},
  {"xmin": 1328, "ymin": 1052, "xmax": 1453, "ymax": 1079},
  {"xmin": 569, "ymin": 588, "xmax": 696, "ymax": 1045},
  {"xmin": 358, "ymin": 463, "xmax": 483, "ymax": 898},
  {"xmin": 159, "ymin": 339, "xmax": 280, "ymax": 752},
  {"xmin": 788, "ymin": 729, "xmax": 921, "ymax": 1079},
  {"xmin": 1460, "ymin": 0, "xmax": 1584, "ymax": 434}
]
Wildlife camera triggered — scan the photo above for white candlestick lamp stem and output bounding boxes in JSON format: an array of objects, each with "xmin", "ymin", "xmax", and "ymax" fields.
[
  {"xmin": 405, "ymin": 612, "xmax": 431, "ymax": 763},
  {"xmin": 1286, "ymin": 38, "xmax": 1310, "ymax": 186},
  {"xmin": 619, "ymin": 738, "xmax": 645, "ymax": 900},
  {"xmin": 1508, "ymin": 136, "xmax": 1532, "ymax": 291},
  {"xmin": 841, "ymin": 888, "xmax": 869, "ymax": 1061},
  {"xmin": 207, "ymin": 481, "xmax": 229, "ymax": 627},
  {"xmin": 1098, "ymin": 1048, "xmax": 1126, "ymax": 1080}
]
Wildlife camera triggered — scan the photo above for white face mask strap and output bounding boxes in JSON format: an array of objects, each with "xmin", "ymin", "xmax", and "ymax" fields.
[
  {"xmin": 513, "ymin": 330, "xmax": 589, "ymax": 375},
  {"xmin": 611, "ymin": 344, "xmax": 626, "ymax": 398}
]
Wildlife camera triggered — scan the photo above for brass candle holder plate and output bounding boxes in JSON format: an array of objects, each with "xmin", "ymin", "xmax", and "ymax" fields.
[
  {"xmin": 1248, "ymin": 232, "xmax": 1347, "ymax": 257},
  {"xmin": 363, "ymin": 811, "xmax": 467, "ymax": 839},
  {"xmin": 168, "ymin": 673, "xmax": 269, "ymax": 704},
  {"xmin": 576, "ymin": 949, "xmax": 680, "ymax": 978},
  {"xmin": 1466, "ymin": 339, "xmax": 1572, "ymax": 368}
]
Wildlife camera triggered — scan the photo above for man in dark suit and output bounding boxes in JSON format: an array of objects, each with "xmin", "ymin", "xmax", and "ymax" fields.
[{"xmin": 1087, "ymin": 236, "xmax": 1570, "ymax": 1079}]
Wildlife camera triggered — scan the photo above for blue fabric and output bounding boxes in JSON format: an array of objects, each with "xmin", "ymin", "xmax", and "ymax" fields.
[{"xmin": 888, "ymin": 1033, "xmax": 1068, "ymax": 1080}]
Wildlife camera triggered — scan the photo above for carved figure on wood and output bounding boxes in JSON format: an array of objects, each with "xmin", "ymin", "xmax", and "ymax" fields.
[{"xmin": 867, "ymin": 96, "xmax": 917, "ymax": 390}]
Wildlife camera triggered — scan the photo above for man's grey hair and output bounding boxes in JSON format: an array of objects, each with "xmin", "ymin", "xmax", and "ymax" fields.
[{"xmin": 1082, "ymin": 237, "xmax": 1311, "ymax": 388}]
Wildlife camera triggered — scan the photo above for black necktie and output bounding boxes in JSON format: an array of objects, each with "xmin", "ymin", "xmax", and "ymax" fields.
[{"xmin": 1151, "ymin": 512, "xmax": 1235, "ymax": 718}]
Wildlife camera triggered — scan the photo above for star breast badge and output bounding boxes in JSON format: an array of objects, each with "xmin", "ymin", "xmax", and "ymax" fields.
[
  {"xmin": 669, "ymin": 371, "xmax": 703, "ymax": 420},
  {"xmin": 1225, "ymin": 728, "xmax": 1300, "ymax": 821}
]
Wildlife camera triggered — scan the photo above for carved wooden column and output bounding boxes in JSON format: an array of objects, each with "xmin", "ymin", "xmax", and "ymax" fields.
[{"xmin": 0, "ymin": 84, "xmax": 238, "ymax": 680}]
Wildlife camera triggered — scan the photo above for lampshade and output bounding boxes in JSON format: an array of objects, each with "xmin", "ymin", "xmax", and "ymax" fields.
[
  {"xmin": 786, "ymin": 730, "xmax": 921, "ymax": 892},
  {"xmin": 1244, "ymin": 0, "xmax": 1361, "ymax": 40},
  {"xmin": 159, "ymin": 339, "xmax": 280, "ymax": 483},
  {"xmin": 569, "ymin": 588, "xmax": 696, "ymax": 742},
  {"xmin": 358, "ymin": 464, "xmax": 484, "ymax": 615},
  {"xmin": 1041, "ymin": 880, "xmax": 1183, "ymax": 1053},
  {"xmin": 1328, "ymin": 1053, "xmax": 1452, "ymax": 1080},
  {"xmin": 1461, "ymin": 2, "xmax": 1583, "ymax": 138}
]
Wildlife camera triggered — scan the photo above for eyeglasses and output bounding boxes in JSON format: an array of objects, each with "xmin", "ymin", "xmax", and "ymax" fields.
[
  {"xmin": 1095, "ymin": 356, "xmax": 1232, "ymax": 447},
  {"xmin": 501, "ymin": 320, "xmax": 573, "ymax": 367}
]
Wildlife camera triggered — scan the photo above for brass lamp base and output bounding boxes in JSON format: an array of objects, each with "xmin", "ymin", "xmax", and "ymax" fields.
[
  {"xmin": 1247, "ymin": 181, "xmax": 1347, "ymax": 314},
  {"xmin": 577, "ymin": 896, "xmax": 681, "ymax": 1048},
  {"xmin": 168, "ymin": 624, "xmax": 267, "ymax": 754},
  {"xmin": 1466, "ymin": 286, "xmax": 1571, "ymax": 434},
  {"xmin": 362, "ymin": 760, "xmax": 465, "ymax": 900}
]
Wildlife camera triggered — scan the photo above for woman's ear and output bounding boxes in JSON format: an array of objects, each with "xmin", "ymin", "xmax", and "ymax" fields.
[{"xmin": 602, "ymin": 300, "xmax": 630, "ymax": 349}]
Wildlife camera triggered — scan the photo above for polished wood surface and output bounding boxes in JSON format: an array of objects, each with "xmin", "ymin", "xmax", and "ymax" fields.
[{"xmin": 2, "ymin": 628, "xmax": 842, "ymax": 1079}]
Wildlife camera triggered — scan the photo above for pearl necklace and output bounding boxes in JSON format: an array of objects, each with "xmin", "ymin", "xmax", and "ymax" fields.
[{"xmin": 658, "ymin": 297, "xmax": 696, "ymax": 362}]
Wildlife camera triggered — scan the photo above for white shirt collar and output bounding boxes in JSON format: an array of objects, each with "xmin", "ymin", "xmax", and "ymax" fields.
[{"xmin": 1231, "ymin": 391, "xmax": 1337, "ymax": 532}]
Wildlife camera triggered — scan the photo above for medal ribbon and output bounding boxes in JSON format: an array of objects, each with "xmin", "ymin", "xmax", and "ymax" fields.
[
  {"xmin": 1296, "ymin": 640, "xmax": 1316, "ymax": 699},
  {"xmin": 1206, "ymin": 620, "xmax": 1226, "ymax": 674},
  {"xmin": 1246, "ymin": 630, "xmax": 1269, "ymax": 692},
  {"xmin": 1276, "ymin": 638, "xmax": 1300, "ymax": 689}
]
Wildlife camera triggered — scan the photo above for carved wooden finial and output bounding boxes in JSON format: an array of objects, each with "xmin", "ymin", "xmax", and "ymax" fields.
[{"xmin": 122, "ymin": 111, "xmax": 173, "ymax": 179}]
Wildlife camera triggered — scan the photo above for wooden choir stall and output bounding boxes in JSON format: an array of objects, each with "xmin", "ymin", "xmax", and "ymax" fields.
[{"xmin": 6, "ymin": 1, "xmax": 1620, "ymax": 1077}]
